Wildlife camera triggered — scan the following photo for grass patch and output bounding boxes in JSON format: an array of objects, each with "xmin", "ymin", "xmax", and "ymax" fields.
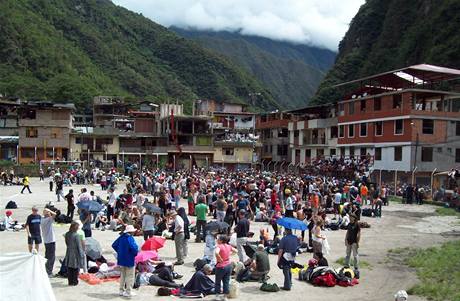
[
  {"xmin": 389, "ymin": 241, "xmax": 460, "ymax": 301},
  {"xmin": 335, "ymin": 257, "xmax": 372, "ymax": 269},
  {"xmin": 388, "ymin": 196, "xmax": 402, "ymax": 204},
  {"xmin": 435, "ymin": 207, "xmax": 460, "ymax": 217}
]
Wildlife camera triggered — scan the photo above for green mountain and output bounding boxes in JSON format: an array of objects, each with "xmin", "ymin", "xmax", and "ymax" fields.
[
  {"xmin": 312, "ymin": 0, "xmax": 460, "ymax": 104},
  {"xmin": 0, "ymin": 0, "xmax": 279, "ymax": 111},
  {"xmin": 173, "ymin": 28, "xmax": 336, "ymax": 109}
]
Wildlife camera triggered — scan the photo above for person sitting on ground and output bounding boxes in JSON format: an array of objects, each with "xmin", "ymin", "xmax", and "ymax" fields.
[
  {"xmin": 184, "ymin": 264, "xmax": 215, "ymax": 295},
  {"xmin": 314, "ymin": 252, "xmax": 329, "ymax": 267},
  {"xmin": 249, "ymin": 244, "xmax": 270, "ymax": 281},
  {"xmin": 255, "ymin": 206, "xmax": 268, "ymax": 222}
]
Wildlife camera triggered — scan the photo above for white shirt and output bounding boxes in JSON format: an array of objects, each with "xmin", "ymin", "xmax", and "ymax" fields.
[
  {"xmin": 108, "ymin": 192, "xmax": 117, "ymax": 207},
  {"xmin": 174, "ymin": 215, "xmax": 184, "ymax": 233},
  {"xmin": 41, "ymin": 216, "xmax": 56, "ymax": 244},
  {"xmin": 334, "ymin": 192, "xmax": 342, "ymax": 204}
]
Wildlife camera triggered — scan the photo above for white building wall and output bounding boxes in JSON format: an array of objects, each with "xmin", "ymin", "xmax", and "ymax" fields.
[{"xmin": 373, "ymin": 145, "xmax": 411, "ymax": 172}]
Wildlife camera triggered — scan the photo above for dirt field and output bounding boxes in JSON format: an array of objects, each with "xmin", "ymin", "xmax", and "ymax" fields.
[{"xmin": 1, "ymin": 178, "xmax": 459, "ymax": 301}]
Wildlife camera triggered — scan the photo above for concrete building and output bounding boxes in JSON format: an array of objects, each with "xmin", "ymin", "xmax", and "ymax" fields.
[
  {"xmin": 256, "ymin": 111, "xmax": 292, "ymax": 170},
  {"xmin": 336, "ymin": 64, "xmax": 460, "ymax": 184},
  {"xmin": 18, "ymin": 102, "xmax": 74, "ymax": 164},
  {"xmin": 0, "ymin": 98, "xmax": 20, "ymax": 160},
  {"xmin": 288, "ymin": 104, "xmax": 338, "ymax": 166}
]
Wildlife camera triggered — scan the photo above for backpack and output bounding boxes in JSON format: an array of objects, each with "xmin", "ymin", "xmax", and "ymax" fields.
[
  {"xmin": 5, "ymin": 201, "xmax": 17, "ymax": 209},
  {"xmin": 157, "ymin": 287, "xmax": 172, "ymax": 296},
  {"xmin": 312, "ymin": 273, "xmax": 336, "ymax": 287},
  {"xmin": 362, "ymin": 208, "xmax": 373, "ymax": 217},
  {"xmin": 260, "ymin": 283, "xmax": 280, "ymax": 292}
]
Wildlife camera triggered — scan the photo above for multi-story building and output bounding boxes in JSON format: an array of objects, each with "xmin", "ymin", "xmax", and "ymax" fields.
[
  {"xmin": 198, "ymin": 100, "xmax": 257, "ymax": 170},
  {"xmin": 256, "ymin": 111, "xmax": 292, "ymax": 170},
  {"xmin": 18, "ymin": 102, "xmax": 74, "ymax": 164},
  {"xmin": 288, "ymin": 104, "xmax": 338, "ymax": 166},
  {"xmin": 0, "ymin": 98, "xmax": 20, "ymax": 160},
  {"xmin": 336, "ymin": 64, "xmax": 460, "ymax": 184}
]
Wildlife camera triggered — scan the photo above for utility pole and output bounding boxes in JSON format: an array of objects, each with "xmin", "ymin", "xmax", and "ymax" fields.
[{"xmin": 413, "ymin": 132, "xmax": 419, "ymax": 172}]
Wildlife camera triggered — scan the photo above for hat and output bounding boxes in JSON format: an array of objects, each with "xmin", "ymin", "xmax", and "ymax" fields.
[
  {"xmin": 285, "ymin": 189, "xmax": 291, "ymax": 195},
  {"xmin": 124, "ymin": 225, "xmax": 136, "ymax": 233},
  {"xmin": 308, "ymin": 258, "xmax": 318, "ymax": 267},
  {"xmin": 394, "ymin": 290, "xmax": 408, "ymax": 301},
  {"xmin": 5, "ymin": 210, "xmax": 12, "ymax": 217}
]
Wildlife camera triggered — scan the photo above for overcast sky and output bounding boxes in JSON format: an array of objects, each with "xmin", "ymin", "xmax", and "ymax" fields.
[{"xmin": 112, "ymin": 0, "xmax": 365, "ymax": 51}]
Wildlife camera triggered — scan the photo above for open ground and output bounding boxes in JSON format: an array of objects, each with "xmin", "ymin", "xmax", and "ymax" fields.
[{"xmin": 1, "ymin": 178, "xmax": 459, "ymax": 301}]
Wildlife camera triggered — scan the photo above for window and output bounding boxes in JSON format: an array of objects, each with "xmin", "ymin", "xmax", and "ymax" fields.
[
  {"xmin": 437, "ymin": 147, "xmax": 443, "ymax": 153},
  {"xmin": 51, "ymin": 128, "xmax": 62, "ymax": 139},
  {"xmin": 26, "ymin": 127, "xmax": 38, "ymax": 138},
  {"xmin": 305, "ymin": 149, "xmax": 311, "ymax": 158},
  {"xmin": 330, "ymin": 148, "xmax": 336, "ymax": 156},
  {"xmin": 223, "ymin": 148, "xmax": 234, "ymax": 156},
  {"xmin": 422, "ymin": 119, "xmax": 434, "ymax": 134},
  {"xmin": 348, "ymin": 102, "xmax": 355, "ymax": 115},
  {"xmin": 278, "ymin": 128, "xmax": 288, "ymax": 138},
  {"xmin": 421, "ymin": 147, "xmax": 433, "ymax": 162},
  {"xmin": 375, "ymin": 147, "xmax": 382, "ymax": 160},
  {"xmin": 360, "ymin": 99, "xmax": 366, "ymax": 111},
  {"xmin": 294, "ymin": 130, "xmax": 299, "ymax": 138},
  {"xmin": 21, "ymin": 110, "xmax": 36, "ymax": 119},
  {"xmin": 20, "ymin": 148, "xmax": 35, "ymax": 158},
  {"xmin": 52, "ymin": 111, "xmax": 68, "ymax": 120},
  {"xmin": 393, "ymin": 94, "xmax": 402, "ymax": 109},
  {"xmin": 447, "ymin": 148, "xmax": 452, "ymax": 154},
  {"xmin": 374, "ymin": 97, "xmax": 381, "ymax": 111},
  {"xmin": 456, "ymin": 149, "xmax": 460, "ymax": 163},
  {"xmin": 360, "ymin": 123, "xmax": 367, "ymax": 137},
  {"xmin": 46, "ymin": 148, "xmax": 54, "ymax": 158},
  {"xmin": 349, "ymin": 146, "xmax": 355, "ymax": 156},
  {"xmin": 360, "ymin": 147, "xmax": 367, "ymax": 156},
  {"xmin": 75, "ymin": 137, "xmax": 82, "ymax": 144},
  {"xmin": 330, "ymin": 126, "xmax": 338, "ymax": 139},
  {"xmin": 456, "ymin": 121, "xmax": 460, "ymax": 136},
  {"xmin": 348, "ymin": 124, "xmax": 355, "ymax": 137},
  {"xmin": 394, "ymin": 120, "xmax": 403, "ymax": 135},
  {"xmin": 374, "ymin": 121, "xmax": 383, "ymax": 136},
  {"xmin": 394, "ymin": 146, "xmax": 402, "ymax": 161},
  {"xmin": 339, "ymin": 125, "xmax": 345, "ymax": 138},
  {"xmin": 277, "ymin": 145, "xmax": 288, "ymax": 156},
  {"xmin": 338, "ymin": 103, "xmax": 344, "ymax": 116},
  {"xmin": 340, "ymin": 147, "xmax": 345, "ymax": 156}
]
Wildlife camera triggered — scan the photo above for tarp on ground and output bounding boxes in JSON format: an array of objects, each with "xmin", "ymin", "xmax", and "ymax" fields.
[{"xmin": 0, "ymin": 252, "xmax": 56, "ymax": 301}]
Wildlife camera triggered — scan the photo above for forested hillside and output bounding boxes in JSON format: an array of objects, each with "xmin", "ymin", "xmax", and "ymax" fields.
[
  {"xmin": 0, "ymin": 0, "xmax": 278, "ymax": 111},
  {"xmin": 312, "ymin": 0, "xmax": 460, "ymax": 104},
  {"xmin": 174, "ymin": 28, "xmax": 336, "ymax": 109}
]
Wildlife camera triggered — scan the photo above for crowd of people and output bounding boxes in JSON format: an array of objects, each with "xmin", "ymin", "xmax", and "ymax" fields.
[{"xmin": 3, "ymin": 162, "xmax": 398, "ymax": 299}]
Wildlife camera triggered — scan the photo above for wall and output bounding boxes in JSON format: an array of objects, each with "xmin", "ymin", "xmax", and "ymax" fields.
[
  {"xmin": 213, "ymin": 146, "xmax": 253, "ymax": 163},
  {"xmin": 373, "ymin": 145, "xmax": 412, "ymax": 172}
]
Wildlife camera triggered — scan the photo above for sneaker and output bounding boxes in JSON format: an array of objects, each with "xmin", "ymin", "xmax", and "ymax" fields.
[
  {"xmin": 174, "ymin": 261, "xmax": 184, "ymax": 265},
  {"xmin": 123, "ymin": 291, "xmax": 136, "ymax": 298},
  {"xmin": 119, "ymin": 290, "xmax": 124, "ymax": 296}
]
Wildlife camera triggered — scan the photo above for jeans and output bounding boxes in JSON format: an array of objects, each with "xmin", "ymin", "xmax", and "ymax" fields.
[
  {"xmin": 236, "ymin": 237, "xmax": 248, "ymax": 262},
  {"xmin": 195, "ymin": 220, "xmax": 206, "ymax": 242},
  {"xmin": 143, "ymin": 230, "xmax": 154, "ymax": 241},
  {"xmin": 56, "ymin": 190, "xmax": 64, "ymax": 202},
  {"xmin": 216, "ymin": 210, "xmax": 226, "ymax": 223},
  {"xmin": 44, "ymin": 242, "xmax": 56, "ymax": 275},
  {"xmin": 174, "ymin": 232, "xmax": 186, "ymax": 262},
  {"xmin": 119, "ymin": 266, "xmax": 135, "ymax": 294},
  {"xmin": 83, "ymin": 228, "xmax": 92, "ymax": 238},
  {"xmin": 215, "ymin": 264, "xmax": 232, "ymax": 295},
  {"xmin": 345, "ymin": 243, "xmax": 359, "ymax": 269},
  {"xmin": 282, "ymin": 263, "xmax": 293, "ymax": 289},
  {"xmin": 21, "ymin": 185, "xmax": 32, "ymax": 193}
]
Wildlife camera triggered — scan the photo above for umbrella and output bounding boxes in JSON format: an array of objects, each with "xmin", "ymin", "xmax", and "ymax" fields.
[
  {"xmin": 277, "ymin": 217, "xmax": 308, "ymax": 230},
  {"xmin": 143, "ymin": 203, "xmax": 162, "ymax": 214},
  {"xmin": 85, "ymin": 237, "xmax": 102, "ymax": 260},
  {"xmin": 205, "ymin": 221, "xmax": 229, "ymax": 232},
  {"xmin": 135, "ymin": 250, "xmax": 158, "ymax": 264},
  {"xmin": 77, "ymin": 201, "xmax": 104, "ymax": 213},
  {"xmin": 141, "ymin": 236, "xmax": 166, "ymax": 251}
]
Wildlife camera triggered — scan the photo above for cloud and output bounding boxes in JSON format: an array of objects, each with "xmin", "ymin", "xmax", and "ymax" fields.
[{"xmin": 112, "ymin": 0, "xmax": 365, "ymax": 50}]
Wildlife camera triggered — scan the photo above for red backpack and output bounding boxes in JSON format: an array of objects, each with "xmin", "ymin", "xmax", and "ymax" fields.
[{"xmin": 312, "ymin": 273, "xmax": 336, "ymax": 287}]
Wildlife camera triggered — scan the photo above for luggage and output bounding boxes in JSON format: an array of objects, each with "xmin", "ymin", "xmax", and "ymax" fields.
[
  {"xmin": 312, "ymin": 273, "xmax": 336, "ymax": 287},
  {"xmin": 260, "ymin": 282, "xmax": 280, "ymax": 292},
  {"xmin": 362, "ymin": 208, "xmax": 373, "ymax": 217}
]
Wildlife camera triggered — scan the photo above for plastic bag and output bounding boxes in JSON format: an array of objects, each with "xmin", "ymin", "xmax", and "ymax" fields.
[{"xmin": 322, "ymin": 237, "xmax": 330, "ymax": 256}]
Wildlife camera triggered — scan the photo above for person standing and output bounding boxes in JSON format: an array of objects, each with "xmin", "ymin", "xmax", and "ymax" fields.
[
  {"xmin": 235, "ymin": 209, "xmax": 250, "ymax": 262},
  {"xmin": 215, "ymin": 235, "xmax": 236, "ymax": 297},
  {"xmin": 194, "ymin": 196, "xmax": 208, "ymax": 243},
  {"xmin": 41, "ymin": 208, "xmax": 56, "ymax": 277},
  {"xmin": 112, "ymin": 225, "xmax": 139, "ymax": 298},
  {"xmin": 142, "ymin": 211, "xmax": 155, "ymax": 240},
  {"xmin": 56, "ymin": 177, "xmax": 64, "ymax": 202},
  {"xmin": 215, "ymin": 195, "xmax": 228, "ymax": 223},
  {"xmin": 107, "ymin": 188, "xmax": 117, "ymax": 222},
  {"xmin": 284, "ymin": 189, "xmax": 294, "ymax": 217},
  {"xmin": 277, "ymin": 228, "xmax": 299, "ymax": 291},
  {"xmin": 65, "ymin": 189, "xmax": 75, "ymax": 219},
  {"xmin": 344, "ymin": 213, "xmax": 361, "ymax": 275},
  {"xmin": 21, "ymin": 175, "xmax": 32, "ymax": 194},
  {"xmin": 172, "ymin": 210, "xmax": 186, "ymax": 265},
  {"xmin": 25, "ymin": 206, "xmax": 41, "ymax": 252},
  {"xmin": 64, "ymin": 221, "xmax": 84, "ymax": 286},
  {"xmin": 80, "ymin": 209, "xmax": 92, "ymax": 237}
]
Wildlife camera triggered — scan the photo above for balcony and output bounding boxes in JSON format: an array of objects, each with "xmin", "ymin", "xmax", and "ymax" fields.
[{"xmin": 307, "ymin": 117, "xmax": 337, "ymax": 129}]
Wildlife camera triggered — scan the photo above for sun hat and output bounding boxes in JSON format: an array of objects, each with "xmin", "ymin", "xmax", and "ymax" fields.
[{"xmin": 124, "ymin": 225, "xmax": 136, "ymax": 233}]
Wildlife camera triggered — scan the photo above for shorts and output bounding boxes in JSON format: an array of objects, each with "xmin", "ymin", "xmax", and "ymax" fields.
[{"xmin": 28, "ymin": 235, "xmax": 42, "ymax": 245}]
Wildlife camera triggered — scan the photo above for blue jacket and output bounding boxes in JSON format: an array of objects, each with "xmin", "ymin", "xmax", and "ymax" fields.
[{"xmin": 112, "ymin": 233, "xmax": 139, "ymax": 267}]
